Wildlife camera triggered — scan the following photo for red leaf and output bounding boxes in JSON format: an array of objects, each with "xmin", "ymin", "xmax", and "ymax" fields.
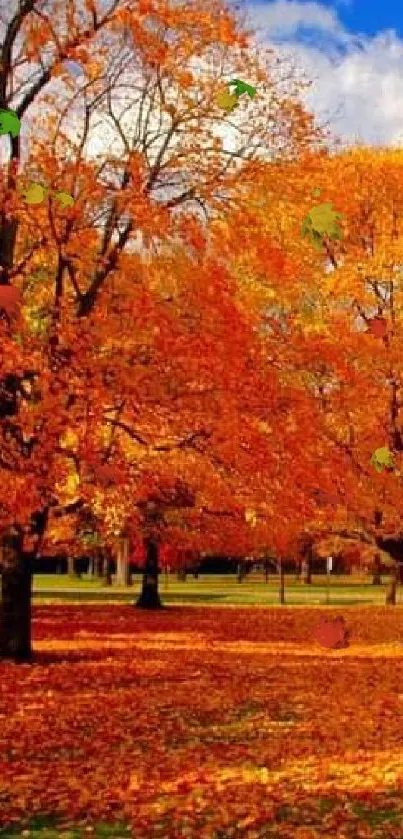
[{"xmin": 313, "ymin": 616, "xmax": 350, "ymax": 649}]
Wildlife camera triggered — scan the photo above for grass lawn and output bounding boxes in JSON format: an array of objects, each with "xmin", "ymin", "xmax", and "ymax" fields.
[
  {"xmin": 1, "ymin": 603, "xmax": 403, "ymax": 838},
  {"xmin": 26, "ymin": 572, "xmax": 397, "ymax": 606}
]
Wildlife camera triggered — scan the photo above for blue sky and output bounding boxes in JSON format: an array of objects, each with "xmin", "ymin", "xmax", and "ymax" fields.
[
  {"xmin": 334, "ymin": 0, "xmax": 403, "ymax": 39},
  {"xmin": 240, "ymin": 0, "xmax": 403, "ymax": 147}
]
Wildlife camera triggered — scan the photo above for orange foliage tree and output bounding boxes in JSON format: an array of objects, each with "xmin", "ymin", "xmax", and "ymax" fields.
[
  {"xmin": 0, "ymin": 0, "xmax": 328, "ymax": 658},
  {"xmin": 217, "ymin": 144, "xmax": 403, "ymax": 602}
]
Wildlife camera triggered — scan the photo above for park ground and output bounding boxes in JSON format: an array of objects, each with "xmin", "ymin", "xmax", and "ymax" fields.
[
  {"xmin": 30, "ymin": 571, "xmax": 402, "ymax": 606},
  {"xmin": 1, "ymin": 579, "xmax": 403, "ymax": 838}
]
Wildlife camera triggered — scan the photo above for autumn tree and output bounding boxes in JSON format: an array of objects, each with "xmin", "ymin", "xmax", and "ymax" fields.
[
  {"xmin": 218, "ymin": 144, "xmax": 403, "ymax": 604},
  {"xmin": 0, "ymin": 0, "xmax": 327, "ymax": 659}
]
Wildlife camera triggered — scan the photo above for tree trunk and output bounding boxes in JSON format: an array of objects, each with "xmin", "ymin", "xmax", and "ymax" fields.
[
  {"xmin": 279, "ymin": 558, "xmax": 285, "ymax": 605},
  {"xmin": 102, "ymin": 553, "xmax": 113, "ymax": 586},
  {"xmin": 177, "ymin": 568, "xmax": 187, "ymax": 581},
  {"xmin": 135, "ymin": 538, "xmax": 164, "ymax": 609},
  {"xmin": 115, "ymin": 536, "xmax": 131, "ymax": 586},
  {"xmin": 87, "ymin": 556, "xmax": 94, "ymax": 577},
  {"xmin": 0, "ymin": 533, "xmax": 33, "ymax": 662},
  {"xmin": 237, "ymin": 561, "xmax": 247, "ymax": 583},
  {"xmin": 385, "ymin": 565, "xmax": 398, "ymax": 605},
  {"xmin": 95, "ymin": 552, "xmax": 103, "ymax": 577},
  {"xmin": 67, "ymin": 555, "xmax": 80, "ymax": 578},
  {"xmin": 0, "ymin": 132, "xmax": 20, "ymax": 283},
  {"xmin": 301, "ymin": 558, "xmax": 312, "ymax": 584},
  {"xmin": 372, "ymin": 553, "xmax": 382, "ymax": 585}
]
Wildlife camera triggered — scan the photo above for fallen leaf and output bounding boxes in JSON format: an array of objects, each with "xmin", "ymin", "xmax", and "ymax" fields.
[{"xmin": 313, "ymin": 615, "xmax": 350, "ymax": 649}]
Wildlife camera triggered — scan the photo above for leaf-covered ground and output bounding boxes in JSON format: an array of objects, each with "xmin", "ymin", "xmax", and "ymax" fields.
[{"xmin": 2, "ymin": 605, "xmax": 403, "ymax": 838}]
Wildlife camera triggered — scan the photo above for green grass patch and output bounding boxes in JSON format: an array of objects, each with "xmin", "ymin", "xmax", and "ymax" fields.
[
  {"xmin": 0, "ymin": 818, "xmax": 131, "ymax": 839},
  {"xmin": 0, "ymin": 572, "xmax": 398, "ymax": 606}
]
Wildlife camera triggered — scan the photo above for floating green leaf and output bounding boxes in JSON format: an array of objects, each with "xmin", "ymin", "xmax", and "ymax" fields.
[
  {"xmin": 0, "ymin": 108, "xmax": 21, "ymax": 138},
  {"xmin": 228, "ymin": 79, "xmax": 257, "ymax": 99}
]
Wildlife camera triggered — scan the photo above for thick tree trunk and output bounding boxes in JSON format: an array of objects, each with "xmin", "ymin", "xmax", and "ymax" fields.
[
  {"xmin": 0, "ymin": 534, "xmax": 33, "ymax": 662},
  {"xmin": 264, "ymin": 559, "xmax": 270, "ymax": 583},
  {"xmin": 115, "ymin": 537, "xmax": 131, "ymax": 586},
  {"xmin": 177, "ymin": 568, "xmax": 187, "ymax": 581},
  {"xmin": 386, "ymin": 565, "xmax": 398, "ymax": 605},
  {"xmin": 135, "ymin": 538, "xmax": 164, "ymax": 609}
]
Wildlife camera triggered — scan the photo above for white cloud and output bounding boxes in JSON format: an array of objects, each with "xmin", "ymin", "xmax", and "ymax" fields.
[
  {"xmin": 247, "ymin": 0, "xmax": 346, "ymax": 38},
  {"xmin": 245, "ymin": 0, "xmax": 403, "ymax": 147}
]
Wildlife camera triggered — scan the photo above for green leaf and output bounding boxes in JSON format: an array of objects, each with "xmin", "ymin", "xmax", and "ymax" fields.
[
  {"xmin": 227, "ymin": 79, "xmax": 257, "ymax": 99},
  {"xmin": 0, "ymin": 108, "xmax": 21, "ymax": 138}
]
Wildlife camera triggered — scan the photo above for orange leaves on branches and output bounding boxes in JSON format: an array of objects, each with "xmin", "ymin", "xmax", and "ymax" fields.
[
  {"xmin": 367, "ymin": 317, "xmax": 388, "ymax": 339},
  {"xmin": 0, "ymin": 286, "xmax": 22, "ymax": 319}
]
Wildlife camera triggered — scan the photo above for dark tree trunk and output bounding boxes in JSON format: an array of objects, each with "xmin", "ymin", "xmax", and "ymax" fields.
[
  {"xmin": 372, "ymin": 553, "xmax": 382, "ymax": 585},
  {"xmin": 386, "ymin": 565, "xmax": 398, "ymax": 605},
  {"xmin": 237, "ymin": 561, "xmax": 247, "ymax": 583},
  {"xmin": 102, "ymin": 553, "xmax": 113, "ymax": 586},
  {"xmin": 0, "ymin": 533, "xmax": 33, "ymax": 662},
  {"xmin": 95, "ymin": 552, "xmax": 103, "ymax": 577},
  {"xmin": 135, "ymin": 538, "xmax": 164, "ymax": 609},
  {"xmin": 0, "ymin": 133, "xmax": 20, "ymax": 283},
  {"xmin": 177, "ymin": 568, "xmax": 187, "ymax": 581}
]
